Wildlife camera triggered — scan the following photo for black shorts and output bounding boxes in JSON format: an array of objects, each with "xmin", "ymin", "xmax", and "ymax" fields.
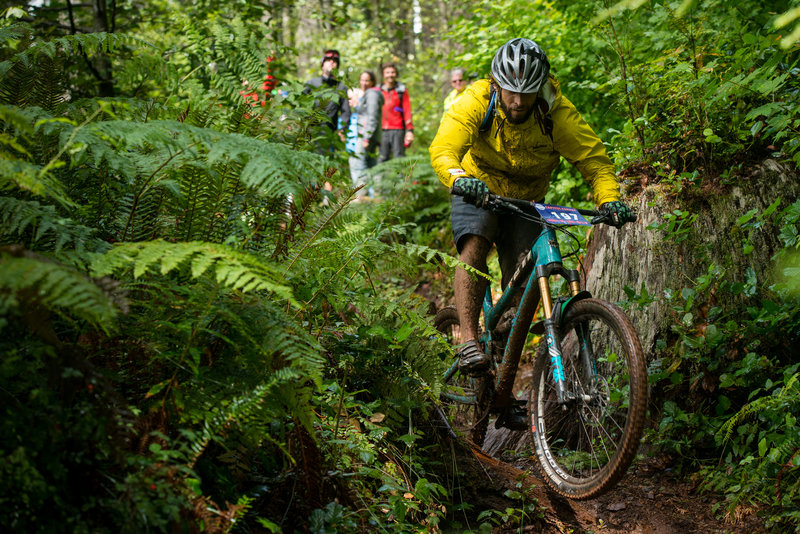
[{"xmin": 451, "ymin": 196, "xmax": 542, "ymax": 287}]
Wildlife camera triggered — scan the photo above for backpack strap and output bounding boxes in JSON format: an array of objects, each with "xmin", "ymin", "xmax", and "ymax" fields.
[
  {"xmin": 479, "ymin": 89, "xmax": 496, "ymax": 133},
  {"xmin": 389, "ymin": 83, "xmax": 406, "ymax": 120},
  {"xmin": 536, "ymin": 97, "xmax": 554, "ymax": 141}
]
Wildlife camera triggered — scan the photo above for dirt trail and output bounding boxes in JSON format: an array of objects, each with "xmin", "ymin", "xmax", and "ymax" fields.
[{"xmin": 465, "ymin": 436, "xmax": 765, "ymax": 534}]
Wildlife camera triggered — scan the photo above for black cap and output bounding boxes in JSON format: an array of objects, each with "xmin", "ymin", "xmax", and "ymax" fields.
[{"xmin": 322, "ymin": 49, "xmax": 340, "ymax": 67}]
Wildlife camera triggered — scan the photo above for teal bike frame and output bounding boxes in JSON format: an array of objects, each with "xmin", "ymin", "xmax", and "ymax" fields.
[{"xmin": 442, "ymin": 212, "xmax": 596, "ymax": 412}]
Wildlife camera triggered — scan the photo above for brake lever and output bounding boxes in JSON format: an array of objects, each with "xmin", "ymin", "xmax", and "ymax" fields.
[
  {"xmin": 590, "ymin": 210, "xmax": 638, "ymax": 227},
  {"xmin": 590, "ymin": 212, "xmax": 612, "ymax": 226}
]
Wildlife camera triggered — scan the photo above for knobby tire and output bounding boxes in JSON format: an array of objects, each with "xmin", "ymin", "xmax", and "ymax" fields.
[{"xmin": 528, "ymin": 298, "xmax": 647, "ymax": 499}]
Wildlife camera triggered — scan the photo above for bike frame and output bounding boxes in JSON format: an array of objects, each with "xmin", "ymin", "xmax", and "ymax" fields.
[{"xmin": 443, "ymin": 218, "xmax": 597, "ymax": 410}]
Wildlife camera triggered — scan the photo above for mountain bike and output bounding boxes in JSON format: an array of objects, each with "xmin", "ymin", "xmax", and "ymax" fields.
[{"xmin": 434, "ymin": 187, "xmax": 647, "ymax": 500}]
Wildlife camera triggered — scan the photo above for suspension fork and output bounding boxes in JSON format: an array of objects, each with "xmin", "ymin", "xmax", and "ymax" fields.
[
  {"xmin": 566, "ymin": 272, "xmax": 598, "ymax": 388},
  {"xmin": 540, "ymin": 270, "xmax": 596, "ymax": 404},
  {"xmin": 538, "ymin": 275, "xmax": 569, "ymax": 404}
]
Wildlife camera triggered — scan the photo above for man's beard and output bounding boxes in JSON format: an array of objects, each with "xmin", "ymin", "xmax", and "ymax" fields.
[{"xmin": 499, "ymin": 97, "xmax": 535, "ymax": 125}]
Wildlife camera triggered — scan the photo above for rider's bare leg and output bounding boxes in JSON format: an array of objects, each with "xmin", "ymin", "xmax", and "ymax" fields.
[{"xmin": 454, "ymin": 234, "xmax": 491, "ymax": 343}]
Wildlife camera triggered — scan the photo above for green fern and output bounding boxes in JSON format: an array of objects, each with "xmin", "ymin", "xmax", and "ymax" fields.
[
  {"xmin": 63, "ymin": 119, "xmax": 323, "ymax": 195},
  {"xmin": 0, "ymin": 57, "xmax": 39, "ymax": 108},
  {"xmin": 0, "ymin": 250, "xmax": 117, "ymax": 331},
  {"xmin": 718, "ymin": 373, "xmax": 800, "ymax": 443},
  {"xmin": 0, "ymin": 151, "xmax": 74, "ymax": 207},
  {"xmin": 400, "ymin": 242, "xmax": 495, "ymax": 283},
  {"xmin": 0, "ymin": 16, "xmax": 464, "ymax": 532},
  {"xmin": 0, "ymin": 196, "xmax": 109, "ymax": 253},
  {"xmin": 4, "ymin": 25, "xmax": 154, "ymax": 65},
  {"xmin": 91, "ymin": 240, "xmax": 296, "ymax": 303},
  {"xmin": 185, "ymin": 367, "xmax": 312, "ymax": 469},
  {"xmin": 339, "ymin": 291, "xmax": 449, "ymax": 426}
]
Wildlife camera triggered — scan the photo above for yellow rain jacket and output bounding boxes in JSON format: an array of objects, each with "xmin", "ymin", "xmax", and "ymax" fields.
[{"xmin": 429, "ymin": 78, "xmax": 620, "ymax": 205}]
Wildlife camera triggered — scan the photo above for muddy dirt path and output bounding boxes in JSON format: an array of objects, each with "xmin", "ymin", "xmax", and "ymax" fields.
[{"xmin": 463, "ymin": 431, "xmax": 766, "ymax": 534}]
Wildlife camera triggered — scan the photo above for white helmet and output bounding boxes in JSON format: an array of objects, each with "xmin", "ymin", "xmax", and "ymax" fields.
[{"xmin": 490, "ymin": 38, "xmax": 550, "ymax": 94}]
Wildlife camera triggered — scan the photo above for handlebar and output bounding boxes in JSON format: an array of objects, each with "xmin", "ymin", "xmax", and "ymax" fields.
[{"xmin": 450, "ymin": 181, "xmax": 637, "ymax": 225}]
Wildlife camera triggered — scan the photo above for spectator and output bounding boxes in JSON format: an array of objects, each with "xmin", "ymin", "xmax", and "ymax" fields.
[
  {"xmin": 350, "ymin": 71, "xmax": 383, "ymax": 195},
  {"xmin": 304, "ymin": 50, "xmax": 351, "ymax": 149},
  {"xmin": 378, "ymin": 63, "xmax": 414, "ymax": 163},
  {"xmin": 344, "ymin": 87, "xmax": 363, "ymax": 156},
  {"xmin": 443, "ymin": 68, "xmax": 468, "ymax": 115}
]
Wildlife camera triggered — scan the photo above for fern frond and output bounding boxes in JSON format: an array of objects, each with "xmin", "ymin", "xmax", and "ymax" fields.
[
  {"xmin": 0, "ymin": 52, "xmax": 39, "ymax": 107},
  {"xmin": 0, "ymin": 249, "xmax": 117, "ymax": 331},
  {"xmin": 398, "ymin": 242, "xmax": 495, "ymax": 282},
  {"xmin": 186, "ymin": 364, "xmax": 319, "ymax": 469},
  {"xmin": 0, "ymin": 196, "xmax": 109, "ymax": 253},
  {"xmin": 64, "ymin": 119, "xmax": 322, "ymax": 196},
  {"xmin": 0, "ymin": 103, "xmax": 36, "ymax": 136},
  {"xmin": 91, "ymin": 240, "xmax": 296, "ymax": 304},
  {"xmin": 10, "ymin": 29, "xmax": 154, "ymax": 66},
  {"xmin": 29, "ymin": 53, "xmax": 64, "ymax": 112},
  {"xmin": 185, "ymin": 375, "xmax": 294, "ymax": 468},
  {"xmin": 718, "ymin": 373, "xmax": 800, "ymax": 442},
  {"xmin": 771, "ymin": 433, "xmax": 800, "ymax": 464},
  {"xmin": 0, "ymin": 151, "xmax": 74, "ymax": 207},
  {"xmin": 283, "ymin": 189, "xmax": 360, "ymax": 275},
  {"xmin": 200, "ymin": 19, "xmax": 276, "ymax": 107}
]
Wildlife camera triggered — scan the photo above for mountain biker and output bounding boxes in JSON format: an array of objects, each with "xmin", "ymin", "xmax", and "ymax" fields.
[{"xmin": 429, "ymin": 38, "xmax": 634, "ymax": 425}]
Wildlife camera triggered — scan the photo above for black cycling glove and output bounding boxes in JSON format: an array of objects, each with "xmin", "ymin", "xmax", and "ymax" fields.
[
  {"xmin": 594, "ymin": 200, "xmax": 635, "ymax": 227},
  {"xmin": 452, "ymin": 176, "xmax": 490, "ymax": 207}
]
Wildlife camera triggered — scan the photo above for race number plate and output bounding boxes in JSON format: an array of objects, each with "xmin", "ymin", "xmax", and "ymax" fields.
[{"xmin": 533, "ymin": 203, "xmax": 591, "ymax": 226}]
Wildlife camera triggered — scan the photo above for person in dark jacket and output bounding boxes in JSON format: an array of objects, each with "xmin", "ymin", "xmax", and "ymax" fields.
[{"xmin": 304, "ymin": 50, "xmax": 351, "ymax": 148}]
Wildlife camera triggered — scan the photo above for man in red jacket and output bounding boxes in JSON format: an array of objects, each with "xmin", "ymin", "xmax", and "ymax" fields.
[{"xmin": 378, "ymin": 63, "xmax": 414, "ymax": 163}]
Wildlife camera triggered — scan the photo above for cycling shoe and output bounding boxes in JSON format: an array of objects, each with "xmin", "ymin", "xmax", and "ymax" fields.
[
  {"xmin": 456, "ymin": 339, "xmax": 490, "ymax": 376},
  {"xmin": 495, "ymin": 402, "xmax": 528, "ymax": 431}
]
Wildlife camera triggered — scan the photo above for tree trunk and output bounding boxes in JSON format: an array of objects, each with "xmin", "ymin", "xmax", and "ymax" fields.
[
  {"xmin": 92, "ymin": 0, "xmax": 114, "ymax": 96},
  {"xmin": 584, "ymin": 159, "xmax": 799, "ymax": 360}
]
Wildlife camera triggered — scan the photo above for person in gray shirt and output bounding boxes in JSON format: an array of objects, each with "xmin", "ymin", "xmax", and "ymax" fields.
[{"xmin": 350, "ymin": 70, "xmax": 383, "ymax": 195}]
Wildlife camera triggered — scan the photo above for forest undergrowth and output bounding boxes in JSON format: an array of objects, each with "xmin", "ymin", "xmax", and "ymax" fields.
[{"xmin": 1, "ymin": 1, "xmax": 800, "ymax": 532}]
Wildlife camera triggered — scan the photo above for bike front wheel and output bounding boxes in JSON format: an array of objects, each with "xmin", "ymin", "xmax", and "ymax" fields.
[
  {"xmin": 528, "ymin": 298, "xmax": 647, "ymax": 499},
  {"xmin": 434, "ymin": 306, "xmax": 490, "ymax": 446}
]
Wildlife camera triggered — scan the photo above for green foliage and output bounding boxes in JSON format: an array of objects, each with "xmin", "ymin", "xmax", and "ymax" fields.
[
  {"xmin": 647, "ymin": 208, "xmax": 699, "ymax": 243},
  {"xmin": 92, "ymin": 240, "xmax": 295, "ymax": 301},
  {"xmin": 595, "ymin": 0, "xmax": 800, "ymax": 172},
  {"xmin": 0, "ymin": 16, "xmax": 459, "ymax": 534},
  {"xmin": 476, "ymin": 483, "xmax": 544, "ymax": 531},
  {"xmin": 449, "ymin": 0, "xmax": 800, "ymax": 184},
  {"xmin": 636, "ymin": 199, "xmax": 800, "ymax": 526},
  {"xmin": 3, "ymin": 0, "xmax": 799, "ymax": 530},
  {"xmin": 700, "ymin": 367, "xmax": 800, "ymax": 530},
  {"xmin": 0, "ymin": 196, "xmax": 109, "ymax": 253},
  {"xmin": 0, "ymin": 251, "xmax": 118, "ymax": 331}
]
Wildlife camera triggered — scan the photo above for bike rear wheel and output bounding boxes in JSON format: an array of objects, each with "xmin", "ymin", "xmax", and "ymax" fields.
[
  {"xmin": 528, "ymin": 298, "xmax": 647, "ymax": 499},
  {"xmin": 434, "ymin": 306, "xmax": 490, "ymax": 446}
]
